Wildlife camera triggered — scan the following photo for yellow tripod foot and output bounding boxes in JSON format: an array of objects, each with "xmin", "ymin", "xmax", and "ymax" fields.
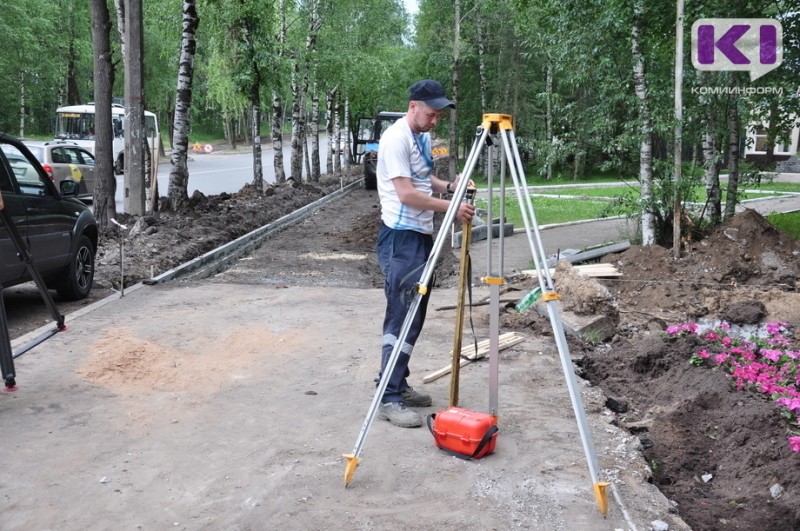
[
  {"xmin": 594, "ymin": 482, "xmax": 610, "ymax": 516},
  {"xmin": 343, "ymin": 454, "xmax": 359, "ymax": 487}
]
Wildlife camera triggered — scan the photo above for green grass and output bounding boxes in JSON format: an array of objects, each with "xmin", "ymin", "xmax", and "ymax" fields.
[
  {"xmin": 766, "ymin": 212, "xmax": 800, "ymax": 239},
  {"xmin": 478, "ymin": 185, "xmax": 799, "ymax": 228},
  {"xmin": 476, "ymin": 196, "xmax": 611, "ymax": 226}
]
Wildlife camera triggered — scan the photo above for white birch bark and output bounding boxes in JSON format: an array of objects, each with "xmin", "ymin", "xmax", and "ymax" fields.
[
  {"xmin": 167, "ymin": 0, "xmax": 199, "ymax": 210},
  {"xmin": 633, "ymin": 2, "xmax": 655, "ymax": 245}
]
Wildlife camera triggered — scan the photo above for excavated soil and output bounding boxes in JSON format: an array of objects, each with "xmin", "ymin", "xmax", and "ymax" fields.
[{"xmin": 7, "ymin": 171, "xmax": 800, "ymax": 530}]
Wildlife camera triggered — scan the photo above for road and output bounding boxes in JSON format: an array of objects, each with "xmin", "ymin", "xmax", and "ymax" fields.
[{"xmin": 115, "ymin": 136, "xmax": 331, "ymax": 213}]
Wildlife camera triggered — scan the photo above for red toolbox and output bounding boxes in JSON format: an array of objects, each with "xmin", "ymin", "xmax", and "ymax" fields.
[{"xmin": 427, "ymin": 407, "xmax": 498, "ymax": 459}]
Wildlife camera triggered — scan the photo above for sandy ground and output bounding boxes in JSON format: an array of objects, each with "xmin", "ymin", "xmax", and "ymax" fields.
[{"xmin": 2, "ymin": 278, "xmax": 686, "ymax": 530}]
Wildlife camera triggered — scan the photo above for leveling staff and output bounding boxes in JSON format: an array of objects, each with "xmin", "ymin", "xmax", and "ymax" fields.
[{"xmin": 375, "ymin": 79, "xmax": 475, "ymax": 428}]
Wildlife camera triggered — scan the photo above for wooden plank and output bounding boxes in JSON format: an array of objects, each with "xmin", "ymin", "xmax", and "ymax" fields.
[{"xmin": 422, "ymin": 332, "xmax": 525, "ymax": 383}]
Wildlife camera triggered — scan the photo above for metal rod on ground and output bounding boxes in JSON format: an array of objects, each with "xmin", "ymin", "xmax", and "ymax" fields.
[
  {"xmin": 448, "ymin": 187, "xmax": 476, "ymax": 408},
  {"xmin": 343, "ymin": 128, "xmax": 490, "ymax": 487},
  {"xmin": 111, "ymin": 219, "xmax": 128, "ymax": 297}
]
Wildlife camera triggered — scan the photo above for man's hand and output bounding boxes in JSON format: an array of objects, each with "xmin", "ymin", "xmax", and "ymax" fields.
[{"xmin": 457, "ymin": 201, "xmax": 476, "ymax": 223}]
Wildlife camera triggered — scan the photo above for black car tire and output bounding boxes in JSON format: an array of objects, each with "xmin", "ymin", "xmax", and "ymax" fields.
[
  {"xmin": 364, "ymin": 157, "xmax": 377, "ymax": 190},
  {"xmin": 56, "ymin": 234, "xmax": 95, "ymax": 301}
]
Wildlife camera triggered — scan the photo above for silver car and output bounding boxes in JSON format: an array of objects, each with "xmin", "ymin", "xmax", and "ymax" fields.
[{"xmin": 22, "ymin": 140, "xmax": 96, "ymax": 202}]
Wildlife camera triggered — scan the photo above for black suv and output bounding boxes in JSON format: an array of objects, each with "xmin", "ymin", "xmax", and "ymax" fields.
[{"xmin": 0, "ymin": 133, "xmax": 98, "ymax": 300}]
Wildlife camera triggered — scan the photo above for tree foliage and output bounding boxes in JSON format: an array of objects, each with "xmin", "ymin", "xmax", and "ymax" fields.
[{"xmin": 1, "ymin": 0, "xmax": 797, "ymax": 232}]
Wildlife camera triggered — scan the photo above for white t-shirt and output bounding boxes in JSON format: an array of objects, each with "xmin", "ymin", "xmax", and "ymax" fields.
[{"xmin": 376, "ymin": 118, "xmax": 435, "ymax": 234}]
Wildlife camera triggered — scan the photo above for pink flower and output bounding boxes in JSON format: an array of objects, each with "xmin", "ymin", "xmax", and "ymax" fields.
[
  {"xmin": 704, "ymin": 330, "xmax": 721, "ymax": 342},
  {"xmin": 698, "ymin": 349, "xmax": 711, "ymax": 359},
  {"xmin": 714, "ymin": 353, "xmax": 730, "ymax": 365},
  {"xmin": 777, "ymin": 397, "xmax": 800, "ymax": 413},
  {"xmin": 789, "ymin": 436, "xmax": 800, "ymax": 452},
  {"xmin": 666, "ymin": 325, "xmax": 680, "ymax": 335},
  {"xmin": 721, "ymin": 337, "xmax": 734, "ymax": 348},
  {"xmin": 766, "ymin": 321, "xmax": 789, "ymax": 335},
  {"xmin": 761, "ymin": 349, "xmax": 783, "ymax": 363}
]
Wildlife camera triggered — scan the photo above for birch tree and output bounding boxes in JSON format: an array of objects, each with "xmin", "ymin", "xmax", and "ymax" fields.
[
  {"xmin": 632, "ymin": 1, "xmax": 655, "ymax": 245},
  {"xmin": 167, "ymin": 0, "xmax": 199, "ymax": 210}
]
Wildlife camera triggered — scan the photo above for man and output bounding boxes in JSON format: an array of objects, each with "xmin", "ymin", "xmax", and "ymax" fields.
[{"xmin": 375, "ymin": 79, "xmax": 476, "ymax": 428}]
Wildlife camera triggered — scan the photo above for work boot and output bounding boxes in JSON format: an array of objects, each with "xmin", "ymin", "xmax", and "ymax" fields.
[
  {"xmin": 378, "ymin": 402, "xmax": 423, "ymax": 428},
  {"xmin": 401, "ymin": 386, "xmax": 432, "ymax": 407}
]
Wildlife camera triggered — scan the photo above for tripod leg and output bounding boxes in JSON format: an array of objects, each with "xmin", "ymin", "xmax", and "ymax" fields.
[
  {"xmin": 497, "ymin": 123, "xmax": 609, "ymax": 515},
  {"xmin": 0, "ymin": 283, "xmax": 17, "ymax": 391}
]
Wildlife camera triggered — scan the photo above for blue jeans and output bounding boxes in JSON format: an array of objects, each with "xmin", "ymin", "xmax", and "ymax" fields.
[{"xmin": 376, "ymin": 224, "xmax": 433, "ymax": 403}]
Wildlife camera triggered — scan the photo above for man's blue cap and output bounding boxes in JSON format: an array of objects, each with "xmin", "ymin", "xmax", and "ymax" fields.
[{"xmin": 408, "ymin": 79, "xmax": 455, "ymax": 110}]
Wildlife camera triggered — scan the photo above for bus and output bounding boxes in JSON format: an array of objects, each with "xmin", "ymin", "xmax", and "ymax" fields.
[{"xmin": 54, "ymin": 103, "xmax": 160, "ymax": 175}]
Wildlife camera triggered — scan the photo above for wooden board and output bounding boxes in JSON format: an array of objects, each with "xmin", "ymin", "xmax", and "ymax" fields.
[{"xmin": 422, "ymin": 332, "xmax": 526, "ymax": 383}]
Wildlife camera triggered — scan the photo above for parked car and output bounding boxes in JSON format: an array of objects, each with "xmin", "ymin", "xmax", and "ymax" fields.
[
  {"xmin": 0, "ymin": 133, "xmax": 98, "ymax": 300},
  {"xmin": 22, "ymin": 140, "xmax": 96, "ymax": 202}
]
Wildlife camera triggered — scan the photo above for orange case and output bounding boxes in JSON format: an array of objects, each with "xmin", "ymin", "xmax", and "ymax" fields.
[{"xmin": 428, "ymin": 407, "xmax": 498, "ymax": 459}]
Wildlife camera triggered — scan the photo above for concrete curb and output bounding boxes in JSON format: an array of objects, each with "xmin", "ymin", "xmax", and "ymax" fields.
[{"xmin": 147, "ymin": 178, "xmax": 363, "ymax": 284}]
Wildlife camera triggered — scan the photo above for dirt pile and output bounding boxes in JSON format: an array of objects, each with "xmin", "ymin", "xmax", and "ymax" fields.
[{"xmin": 580, "ymin": 208, "xmax": 800, "ymax": 531}]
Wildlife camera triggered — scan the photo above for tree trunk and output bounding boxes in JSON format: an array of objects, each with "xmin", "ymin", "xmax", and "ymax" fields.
[
  {"xmin": 310, "ymin": 86, "xmax": 320, "ymax": 181},
  {"xmin": 325, "ymin": 89, "xmax": 336, "ymax": 174},
  {"xmin": 113, "ymin": 0, "xmax": 125, "ymax": 59},
  {"xmin": 300, "ymin": 84, "xmax": 308, "ymax": 181},
  {"xmin": 167, "ymin": 0, "xmax": 199, "ymax": 211},
  {"xmin": 90, "ymin": 0, "xmax": 117, "ymax": 227},
  {"xmin": 290, "ymin": 60, "xmax": 302, "ymax": 180},
  {"xmin": 252, "ymin": 97, "xmax": 264, "ymax": 191},
  {"xmin": 477, "ymin": 15, "xmax": 488, "ymax": 176},
  {"xmin": 724, "ymin": 102, "xmax": 740, "ymax": 220},
  {"xmin": 18, "ymin": 72, "xmax": 25, "ymax": 138},
  {"xmin": 477, "ymin": 16, "xmax": 487, "ymax": 113},
  {"xmin": 333, "ymin": 101, "xmax": 341, "ymax": 174},
  {"xmin": 272, "ymin": 91, "xmax": 285, "ymax": 183},
  {"xmin": 633, "ymin": 1, "xmax": 655, "ymax": 245},
  {"xmin": 448, "ymin": 0, "xmax": 460, "ymax": 180},
  {"xmin": 67, "ymin": 34, "xmax": 82, "ymax": 105},
  {"xmin": 343, "ymin": 97, "xmax": 351, "ymax": 173},
  {"xmin": 702, "ymin": 123, "xmax": 721, "ymax": 226},
  {"xmin": 764, "ymin": 102, "xmax": 780, "ymax": 168},
  {"xmin": 545, "ymin": 62, "xmax": 553, "ymax": 181}
]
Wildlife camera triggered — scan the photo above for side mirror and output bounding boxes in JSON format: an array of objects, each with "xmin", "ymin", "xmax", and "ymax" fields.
[{"xmin": 60, "ymin": 180, "xmax": 79, "ymax": 197}]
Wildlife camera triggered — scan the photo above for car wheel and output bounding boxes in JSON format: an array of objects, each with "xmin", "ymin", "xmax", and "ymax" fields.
[
  {"xmin": 56, "ymin": 234, "xmax": 95, "ymax": 301},
  {"xmin": 364, "ymin": 158, "xmax": 377, "ymax": 190},
  {"xmin": 114, "ymin": 154, "xmax": 124, "ymax": 175}
]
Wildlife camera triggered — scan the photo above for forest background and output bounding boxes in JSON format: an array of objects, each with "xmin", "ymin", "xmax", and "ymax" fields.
[{"xmin": 0, "ymin": 0, "xmax": 797, "ymax": 243}]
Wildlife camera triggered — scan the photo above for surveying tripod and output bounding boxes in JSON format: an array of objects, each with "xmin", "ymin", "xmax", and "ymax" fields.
[{"xmin": 343, "ymin": 114, "xmax": 610, "ymax": 516}]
